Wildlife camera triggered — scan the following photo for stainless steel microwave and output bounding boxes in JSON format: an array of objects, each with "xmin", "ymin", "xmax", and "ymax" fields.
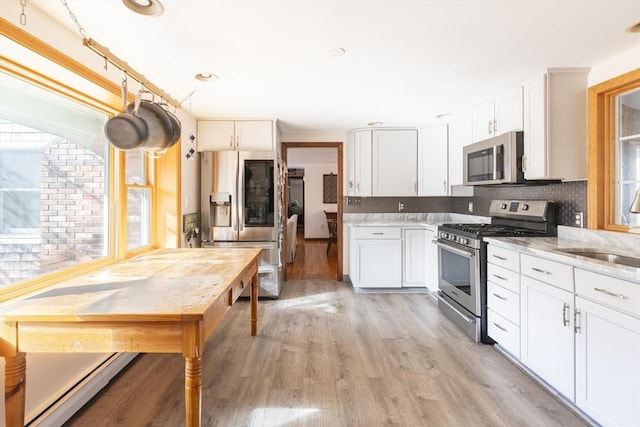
[{"xmin": 463, "ymin": 131, "xmax": 524, "ymax": 185}]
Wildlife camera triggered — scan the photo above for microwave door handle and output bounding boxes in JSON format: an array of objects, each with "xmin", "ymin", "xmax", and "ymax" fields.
[
  {"xmin": 494, "ymin": 145, "xmax": 504, "ymax": 180},
  {"xmin": 493, "ymin": 146, "xmax": 498, "ymax": 180}
]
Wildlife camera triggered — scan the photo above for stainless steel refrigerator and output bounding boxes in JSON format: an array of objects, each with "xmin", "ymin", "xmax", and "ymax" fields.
[{"xmin": 201, "ymin": 150, "xmax": 285, "ymax": 298}]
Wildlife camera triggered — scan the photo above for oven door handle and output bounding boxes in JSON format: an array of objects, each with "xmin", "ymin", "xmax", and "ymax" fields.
[{"xmin": 435, "ymin": 241, "xmax": 475, "ymax": 258}]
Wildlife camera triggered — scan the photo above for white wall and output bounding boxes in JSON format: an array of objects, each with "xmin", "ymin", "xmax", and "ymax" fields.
[
  {"xmin": 178, "ymin": 111, "xmax": 201, "ymax": 248},
  {"xmin": 588, "ymin": 44, "xmax": 640, "ymax": 86},
  {"xmin": 299, "ymin": 163, "xmax": 338, "ymax": 239}
]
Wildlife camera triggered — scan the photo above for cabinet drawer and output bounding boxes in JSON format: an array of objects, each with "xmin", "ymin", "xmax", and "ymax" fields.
[
  {"xmin": 487, "ymin": 245, "xmax": 520, "ymax": 271},
  {"xmin": 487, "ymin": 263, "xmax": 520, "ymax": 294},
  {"xmin": 488, "ymin": 282, "xmax": 520, "ymax": 325},
  {"xmin": 488, "ymin": 309, "xmax": 520, "ymax": 359},
  {"xmin": 521, "ymin": 254, "xmax": 573, "ymax": 292},
  {"xmin": 575, "ymin": 269, "xmax": 640, "ymax": 317},
  {"xmin": 352, "ymin": 227, "xmax": 401, "ymax": 239}
]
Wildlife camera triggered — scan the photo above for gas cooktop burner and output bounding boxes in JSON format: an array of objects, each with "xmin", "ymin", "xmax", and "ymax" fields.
[{"xmin": 439, "ymin": 223, "xmax": 545, "ymax": 237}]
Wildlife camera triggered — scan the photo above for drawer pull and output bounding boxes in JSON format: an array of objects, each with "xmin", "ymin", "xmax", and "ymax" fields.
[
  {"xmin": 531, "ymin": 267, "xmax": 551, "ymax": 275},
  {"xmin": 594, "ymin": 288, "xmax": 628, "ymax": 299},
  {"xmin": 492, "ymin": 255, "xmax": 507, "ymax": 260},
  {"xmin": 492, "ymin": 322, "xmax": 507, "ymax": 332},
  {"xmin": 492, "ymin": 274, "xmax": 507, "ymax": 281},
  {"xmin": 372, "ymin": 232, "xmax": 384, "ymax": 235},
  {"xmin": 492, "ymin": 293, "xmax": 507, "ymax": 301},
  {"xmin": 240, "ymin": 280, "xmax": 244, "ymax": 289}
]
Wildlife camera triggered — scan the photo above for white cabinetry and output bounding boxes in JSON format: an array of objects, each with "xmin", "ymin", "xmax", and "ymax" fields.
[
  {"xmin": 574, "ymin": 269, "xmax": 640, "ymax": 427},
  {"xmin": 486, "ymin": 245, "xmax": 521, "ymax": 358},
  {"xmin": 472, "ymin": 85, "xmax": 523, "ymax": 142},
  {"xmin": 521, "ymin": 274, "xmax": 575, "ymax": 400},
  {"xmin": 424, "ymin": 228, "xmax": 438, "ymax": 292},
  {"xmin": 447, "ymin": 113, "xmax": 473, "ymax": 187},
  {"xmin": 520, "ymin": 254, "xmax": 575, "ymax": 400},
  {"xmin": 197, "ymin": 120, "xmax": 274, "ymax": 151},
  {"xmin": 403, "ymin": 229, "xmax": 427, "ymax": 287},
  {"xmin": 372, "ymin": 129, "xmax": 418, "ymax": 196},
  {"xmin": 350, "ymin": 227, "xmax": 402, "ymax": 288},
  {"xmin": 347, "ymin": 130, "xmax": 372, "ymax": 196},
  {"xmin": 522, "ymin": 68, "xmax": 589, "ymax": 180},
  {"xmin": 418, "ymin": 125, "xmax": 448, "ymax": 196}
]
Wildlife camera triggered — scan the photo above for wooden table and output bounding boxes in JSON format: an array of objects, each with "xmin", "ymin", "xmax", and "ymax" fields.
[{"xmin": 0, "ymin": 248, "xmax": 261, "ymax": 427}]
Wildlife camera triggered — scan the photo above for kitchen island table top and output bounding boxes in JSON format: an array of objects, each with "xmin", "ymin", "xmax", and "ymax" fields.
[{"xmin": 1, "ymin": 247, "xmax": 261, "ymax": 427}]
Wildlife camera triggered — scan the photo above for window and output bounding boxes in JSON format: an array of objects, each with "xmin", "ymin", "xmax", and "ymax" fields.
[
  {"xmin": 588, "ymin": 69, "xmax": 640, "ymax": 231},
  {"xmin": 0, "ymin": 71, "xmax": 110, "ymax": 289},
  {"xmin": 615, "ymin": 88, "xmax": 640, "ymax": 227},
  {"xmin": 125, "ymin": 150, "xmax": 153, "ymax": 251}
]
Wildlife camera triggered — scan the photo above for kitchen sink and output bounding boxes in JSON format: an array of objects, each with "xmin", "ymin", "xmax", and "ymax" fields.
[{"xmin": 562, "ymin": 250, "xmax": 640, "ymax": 268}]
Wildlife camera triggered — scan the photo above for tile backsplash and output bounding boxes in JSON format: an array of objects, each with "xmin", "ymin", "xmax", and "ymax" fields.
[
  {"xmin": 465, "ymin": 180, "xmax": 588, "ymax": 226},
  {"xmin": 344, "ymin": 180, "xmax": 587, "ymax": 227}
]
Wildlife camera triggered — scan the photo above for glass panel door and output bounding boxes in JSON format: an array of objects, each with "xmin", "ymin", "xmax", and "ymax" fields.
[{"xmin": 244, "ymin": 159, "xmax": 274, "ymax": 227}]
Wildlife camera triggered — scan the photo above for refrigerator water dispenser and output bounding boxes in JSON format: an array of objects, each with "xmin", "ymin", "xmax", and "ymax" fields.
[{"xmin": 210, "ymin": 192, "xmax": 231, "ymax": 227}]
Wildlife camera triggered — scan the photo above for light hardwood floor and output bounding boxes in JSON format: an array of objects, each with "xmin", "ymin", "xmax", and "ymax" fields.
[
  {"xmin": 64, "ymin": 278, "xmax": 588, "ymax": 426},
  {"xmin": 286, "ymin": 230, "xmax": 338, "ymax": 281}
]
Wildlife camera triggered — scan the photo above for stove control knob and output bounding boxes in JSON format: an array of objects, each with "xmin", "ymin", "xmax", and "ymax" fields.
[
  {"xmin": 500, "ymin": 203, "xmax": 507, "ymax": 209},
  {"xmin": 522, "ymin": 204, "xmax": 529, "ymax": 211},
  {"xmin": 459, "ymin": 238, "xmax": 468, "ymax": 245}
]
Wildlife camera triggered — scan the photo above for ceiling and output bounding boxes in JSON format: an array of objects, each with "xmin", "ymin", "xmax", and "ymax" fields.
[{"xmin": 29, "ymin": 0, "xmax": 640, "ymax": 135}]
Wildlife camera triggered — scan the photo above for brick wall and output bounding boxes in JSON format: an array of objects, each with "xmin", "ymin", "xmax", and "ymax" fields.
[{"xmin": 39, "ymin": 139, "xmax": 106, "ymax": 271}]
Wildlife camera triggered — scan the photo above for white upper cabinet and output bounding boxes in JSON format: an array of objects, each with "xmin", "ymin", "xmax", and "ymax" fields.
[
  {"xmin": 447, "ymin": 112, "xmax": 473, "ymax": 187},
  {"xmin": 472, "ymin": 85, "xmax": 523, "ymax": 142},
  {"xmin": 347, "ymin": 130, "xmax": 373, "ymax": 196},
  {"xmin": 522, "ymin": 68, "xmax": 589, "ymax": 180},
  {"xmin": 197, "ymin": 120, "xmax": 274, "ymax": 151},
  {"xmin": 418, "ymin": 125, "xmax": 448, "ymax": 196},
  {"xmin": 372, "ymin": 129, "xmax": 418, "ymax": 196}
]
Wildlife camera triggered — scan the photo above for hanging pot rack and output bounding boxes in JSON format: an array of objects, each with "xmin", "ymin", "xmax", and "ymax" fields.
[{"xmin": 83, "ymin": 38, "xmax": 181, "ymax": 109}]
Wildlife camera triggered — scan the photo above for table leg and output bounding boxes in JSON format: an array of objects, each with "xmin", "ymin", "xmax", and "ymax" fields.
[
  {"xmin": 184, "ymin": 356, "xmax": 202, "ymax": 427},
  {"xmin": 4, "ymin": 352, "xmax": 26, "ymax": 427},
  {"xmin": 251, "ymin": 270, "xmax": 258, "ymax": 336}
]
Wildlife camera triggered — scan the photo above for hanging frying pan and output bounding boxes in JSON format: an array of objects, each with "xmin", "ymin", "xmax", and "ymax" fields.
[{"xmin": 104, "ymin": 89, "xmax": 148, "ymax": 150}]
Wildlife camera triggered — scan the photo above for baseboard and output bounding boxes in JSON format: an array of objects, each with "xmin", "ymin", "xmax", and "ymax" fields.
[{"xmin": 29, "ymin": 353, "xmax": 138, "ymax": 427}]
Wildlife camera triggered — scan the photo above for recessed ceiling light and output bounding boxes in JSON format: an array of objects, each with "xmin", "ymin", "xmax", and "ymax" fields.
[
  {"xmin": 436, "ymin": 113, "xmax": 453, "ymax": 119},
  {"xmin": 122, "ymin": 0, "xmax": 164, "ymax": 17},
  {"xmin": 627, "ymin": 21, "xmax": 640, "ymax": 33},
  {"xmin": 367, "ymin": 121, "xmax": 383, "ymax": 127},
  {"xmin": 195, "ymin": 72, "xmax": 219, "ymax": 82},
  {"xmin": 326, "ymin": 47, "xmax": 346, "ymax": 58}
]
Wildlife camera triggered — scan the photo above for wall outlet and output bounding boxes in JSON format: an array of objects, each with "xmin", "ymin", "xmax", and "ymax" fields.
[
  {"xmin": 398, "ymin": 202, "xmax": 405, "ymax": 211},
  {"xmin": 347, "ymin": 196, "xmax": 362, "ymax": 205},
  {"xmin": 468, "ymin": 202, "xmax": 473, "ymax": 213},
  {"xmin": 574, "ymin": 211, "xmax": 584, "ymax": 228}
]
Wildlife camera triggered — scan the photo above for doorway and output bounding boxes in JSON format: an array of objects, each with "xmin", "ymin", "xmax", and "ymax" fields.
[{"xmin": 282, "ymin": 142, "xmax": 343, "ymax": 281}]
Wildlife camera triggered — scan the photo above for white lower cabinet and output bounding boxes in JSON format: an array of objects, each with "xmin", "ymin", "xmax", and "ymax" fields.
[
  {"xmin": 574, "ymin": 267, "xmax": 640, "ymax": 427},
  {"xmin": 575, "ymin": 296, "xmax": 640, "ymax": 427},
  {"xmin": 350, "ymin": 227, "xmax": 402, "ymax": 288},
  {"xmin": 521, "ymin": 274, "xmax": 575, "ymax": 401},
  {"xmin": 488, "ymin": 244, "xmax": 640, "ymax": 425},
  {"xmin": 403, "ymin": 229, "xmax": 427, "ymax": 287},
  {"xmin": 349, "ymin": 226, "xmax": 433, "ymax": 289},
  {"xmin": 424, "ymin": 229, "xmax": 439, "ymax": 292}
]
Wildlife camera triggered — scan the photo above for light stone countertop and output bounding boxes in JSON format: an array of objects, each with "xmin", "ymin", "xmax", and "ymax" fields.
[
  {"xmin": 343, "ymin": 213, "xmax": 490, "ymax": 231},
  {"xmin": 484, "ymin": 226, "xmax": 640, "ymax": 283}
]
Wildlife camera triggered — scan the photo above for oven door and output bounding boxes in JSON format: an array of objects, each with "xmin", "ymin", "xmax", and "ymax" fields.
[{"xmin": 436, "ymin": 240, "xmax": 481, "ymax": 316}]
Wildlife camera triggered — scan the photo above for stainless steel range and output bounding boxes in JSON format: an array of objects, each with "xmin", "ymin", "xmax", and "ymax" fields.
[{"xmin": 436, "ymin": 200, "xmax": 557, "ymax": 343}]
